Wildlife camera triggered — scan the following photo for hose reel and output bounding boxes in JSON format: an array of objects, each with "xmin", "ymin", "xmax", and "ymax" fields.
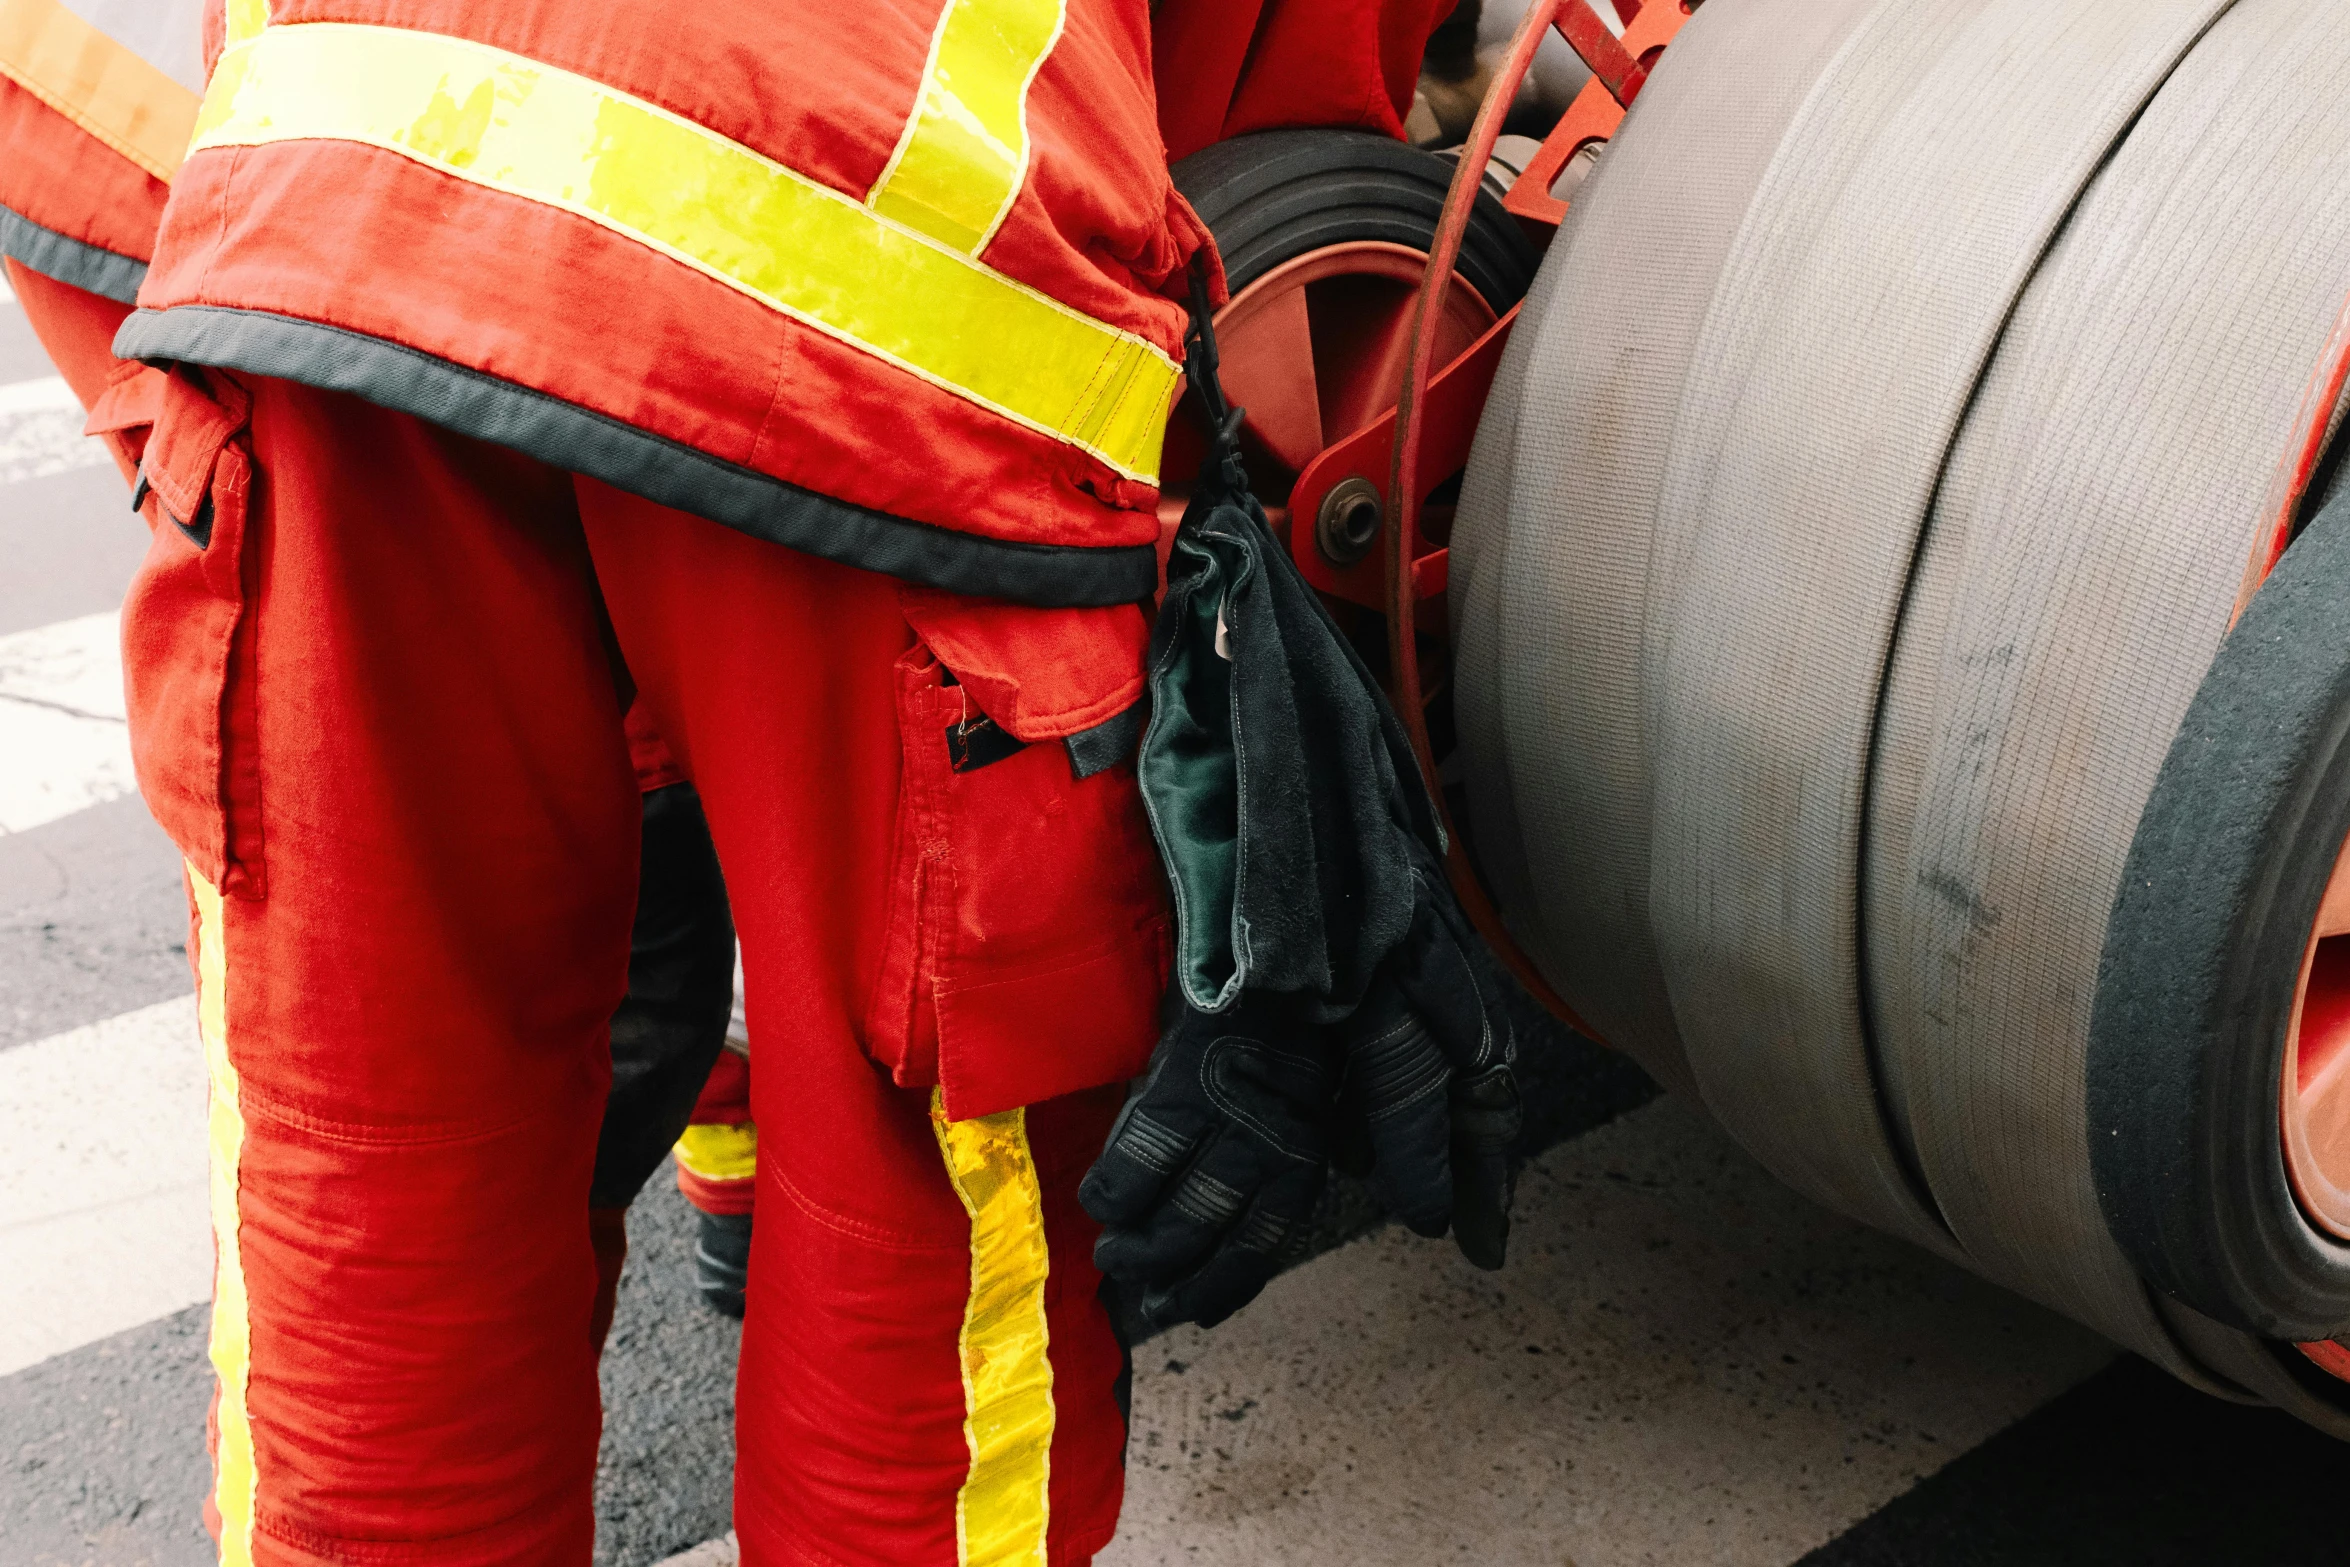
[{"xmin": 1442, "ymin": 0, "xmax": 2350, "ymax": 1431}]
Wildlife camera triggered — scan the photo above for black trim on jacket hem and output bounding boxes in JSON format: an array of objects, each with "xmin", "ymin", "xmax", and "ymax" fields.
[
  {"xmin": 0, "ymin": 206, "xmax": 147, "ymax": 304},
  {"xmin": 1066, "ymin": 697, "xmax": 1147, "ymax": 779},
  {"xmin": 112, "ymin": 304, "xmax": 1162, "ymax": 608}
]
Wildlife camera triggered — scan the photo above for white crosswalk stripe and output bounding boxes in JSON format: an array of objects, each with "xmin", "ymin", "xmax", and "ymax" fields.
[
  {"xmin": 0, "ymin": 373, "xmax": 114, "ymax": 486},
  {"xmin": 0, "ymin": 608, "xmax": 136, "ymax": 833},
  {"xmin": 0, "ymin": 995, "xmax": 210, "ymax": 1377}
]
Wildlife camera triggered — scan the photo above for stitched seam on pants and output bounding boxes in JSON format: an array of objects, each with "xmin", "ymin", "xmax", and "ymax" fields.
[
  {"xmin": 936, "ymin": 917, "xmax": 1163, "ymax": 1001},
  {"xmin": 232, "ymin": 1080, "xmax": 595, "ymax": 1149},
  {"xmin": 249, "ymin": 1481, "xmax": 591, "ymax": 1565},
  {"xmin": 770, "ymin": 1163, "xmax": 969, "ymax": 1253}
]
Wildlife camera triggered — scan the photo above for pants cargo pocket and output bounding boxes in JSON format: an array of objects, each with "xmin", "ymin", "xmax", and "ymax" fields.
[
  {"xmin": 118, "ymin": 368, "xmax": 263, "ymax": 895},
  {"xmin": 867, "ymin": 644, "xmax": 1169, "ymax": 1121},
  {"xmin": 81, "ymin": 357, "xmax": 168, "ymax": 486}
]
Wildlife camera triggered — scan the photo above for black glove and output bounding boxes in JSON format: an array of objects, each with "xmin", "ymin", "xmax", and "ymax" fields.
[
  {"xmin": 1332, "ymin": 858, "xmax": 1521, "ymax": 1269},
  {"xmin": 1080, "ymin": 991, "xmax": 1333, "ymax": 1330}
]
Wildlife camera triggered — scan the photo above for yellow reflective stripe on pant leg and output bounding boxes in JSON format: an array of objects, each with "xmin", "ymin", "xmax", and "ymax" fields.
[
  {"xmin": 929, "ymin": 1090, "xmax": 1053, "ymax": 1567},
  {"xmin": 868, "ymin": 0, "xmax": 1065, "ymax": 255},
  {"xmin": 187, "ymin": 23, "xmax": 1177, "ymax": 484},
  {"xmin": 673, "ymin": 1121, "xmax": 759, "ymax": 1184},
  {"xmin": 0, "ymin": 0, "xmax": 200, "ymax": 181},
  {"xmin": 193, "ymin": 868, "xmax": 258, "ymax": 1567}
]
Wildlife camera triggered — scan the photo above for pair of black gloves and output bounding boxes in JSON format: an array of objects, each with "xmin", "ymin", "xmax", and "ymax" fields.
[
  {"xmin": 1079, "ymin": 269, "xmax": 1521, "ymax": 1331},
  {"xmin": 1081, "ymin": 862, "xmax": 1520, "ymax": 1329}
]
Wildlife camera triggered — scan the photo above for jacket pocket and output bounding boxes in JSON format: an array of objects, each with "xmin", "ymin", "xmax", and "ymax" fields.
[
  {"xmin": 868, "ymin": 644, "xmax": 1168, "ymax": 1120},
  {"xmin": 118, "ymin": 368, "xmax": 263, "ymax": 895}
]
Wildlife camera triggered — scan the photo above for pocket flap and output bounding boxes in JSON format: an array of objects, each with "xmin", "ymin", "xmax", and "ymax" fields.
[
  {"xmin": 82, "ymin": 361, "xmax": 168, "ymax": 438},
  {"xmin": 899, "ymin": 586, "xmax": 1146, "ymax": 742},
  {"xmin": 118, "ymin": 367, "xmax": 262, "ymax": 896},
  {"xmin": 138, "ymin": 369, "xmax": 249, "ymax": 527},
  {"xmin": 934, "ymin": 920, "xmax": 1166, "ymax": 1121}
]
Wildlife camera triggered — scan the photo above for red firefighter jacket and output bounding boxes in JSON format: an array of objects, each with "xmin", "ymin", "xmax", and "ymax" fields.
[{"xmin": 117, "ymin": 0, "xmax": 1218, "ymax": 607}]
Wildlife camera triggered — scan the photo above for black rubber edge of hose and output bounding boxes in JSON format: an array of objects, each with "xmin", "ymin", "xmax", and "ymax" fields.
[
  {"xmin": 1172, "ymin": 128, "xmax": 1540, "ymax": 312},
  {"xmin": 2089, "ymin": 482, "xmax": 2350, "ymax": 1342}
]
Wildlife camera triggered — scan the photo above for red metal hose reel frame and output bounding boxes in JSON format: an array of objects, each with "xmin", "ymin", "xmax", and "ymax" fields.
[{"xmin": 1290, "ymin": 1, "xmax": 1693, "ymax": 620}]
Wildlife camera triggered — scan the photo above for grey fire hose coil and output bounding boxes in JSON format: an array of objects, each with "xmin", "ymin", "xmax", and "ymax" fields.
[
  {"xmin": 1455, "ymin": 0, "xmax": 2350, "ymax": 1427},
  {"xmin": 1452, "ymin": 0, "xmax": 1888, "ymax": 1108},
  {"xmin": 1650, "ymin": 0, "xmax": 2239, "ymax": 1300},
  {"xmin": 1871, "ymin": 0, "xmax": 2350, "ymax": 1390}
]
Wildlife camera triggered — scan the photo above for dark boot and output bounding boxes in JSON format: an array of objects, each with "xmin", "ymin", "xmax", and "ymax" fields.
[{"xmin": 693, "ymin": 1209, "xmax": 752, "ymax": 1318}]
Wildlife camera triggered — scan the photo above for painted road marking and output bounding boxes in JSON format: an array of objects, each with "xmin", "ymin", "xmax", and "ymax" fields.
[
  {"xmin": 1099, "ymin": 1096, "xmax": 2115, "ymax": 1567},
  {"xmin": 0, "ymin": 995, "xmax": 209, "ymax": 1377},
  {"xmin": 0, "ymin": 373, "xmax": 113, "ymax": 486},
  {"xmin": 0, "ymin": 609, "xmax": 136, "ymax": 834}
]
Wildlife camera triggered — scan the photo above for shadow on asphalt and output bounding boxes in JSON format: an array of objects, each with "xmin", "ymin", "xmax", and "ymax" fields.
[{"xmin": 1798, "ymin": 1354, "xmax": 2350, "ymax": 1567}]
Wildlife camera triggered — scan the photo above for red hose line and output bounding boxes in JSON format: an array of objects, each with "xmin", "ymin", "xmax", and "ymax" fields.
[{"xmin": 1385, "ymin": 0, "xmax": 1597, "ymax": 1036}]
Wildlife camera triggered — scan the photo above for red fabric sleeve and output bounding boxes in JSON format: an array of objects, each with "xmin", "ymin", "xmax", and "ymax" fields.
[
  {"xmin": 0, "ymin": 77, "xmax": 170, "ymax": 266},
  {"xmin": 1153, "ymin": 0, "xmax": 1456, "ymax": 164}
]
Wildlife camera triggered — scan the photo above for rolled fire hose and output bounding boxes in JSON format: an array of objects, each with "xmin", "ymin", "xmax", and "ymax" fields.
[{"xmin": 1453, "ymin": 0, "xmax": 2350, "ymax": 1429}]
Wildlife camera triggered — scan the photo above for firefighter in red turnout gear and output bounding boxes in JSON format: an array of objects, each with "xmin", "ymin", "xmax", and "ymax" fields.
[
  {"xmin": 129, "ymin": 4, "xmax": 1142, "ymax": 1561},
  {"xmin": 7, "ymin": 0, "xmax": 1464, "ymax": 1558},
  {"xmin": 112, "ymin": 7, "xmax": 1190, "ymax": 1559}
]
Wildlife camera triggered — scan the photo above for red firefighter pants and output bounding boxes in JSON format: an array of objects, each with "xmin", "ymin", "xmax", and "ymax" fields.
[{"xmin": 121, "ymin": 368, "xmax": 1155, "ymax": 1566}]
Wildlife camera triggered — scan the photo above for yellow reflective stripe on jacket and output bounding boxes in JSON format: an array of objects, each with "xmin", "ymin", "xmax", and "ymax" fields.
[
  {"xmin": 223, "ymin": 0, "xmax": 265, "ymax": 47},
  {"xmin": 192, "ymin": 868, "xmax": 259, "ymax": 1567},
  {"xmin": 674, "ymin": 1121, "xmax": 759, "ymax": 1185},
  {"xmin": 188, "ymin": 22, "xmax": 1178, "ymax": 484},
  {"xmin": 930, "ymin": 1090, "xmax": 1054, "ymax": 1566},
  {"xmin": 0, "ymin": 0, "xmax": 199, "ymax": 181},
  {"xmin": 868, "ymin": 0, "xmax": 1065, "ymax": 256}
]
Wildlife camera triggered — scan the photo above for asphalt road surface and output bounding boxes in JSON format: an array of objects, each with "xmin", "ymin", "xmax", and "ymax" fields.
[{"xmin": 4, "ymin": 272, "xmax": 2347, "ymax": 1567}]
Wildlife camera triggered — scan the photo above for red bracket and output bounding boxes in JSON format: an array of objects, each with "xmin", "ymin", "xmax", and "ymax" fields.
[
  {"xmin": 1554, "ymin": 0, "xmax": 1647, "ymax": 105},
  {"xmin": 1288, "ymin": 306, "xmax": 1519, "ymax": 626},
  {"xmin": 1504, "ymin": 0, "xmax": 1695, "ymax": 230},
  {"xmin": 1265, "ymin": 0, "xmax": 1694, "ymax": 1029},
  {"xmin": 1285, "ymin": 1, "xmax": 1700, "ymax": 630}
]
